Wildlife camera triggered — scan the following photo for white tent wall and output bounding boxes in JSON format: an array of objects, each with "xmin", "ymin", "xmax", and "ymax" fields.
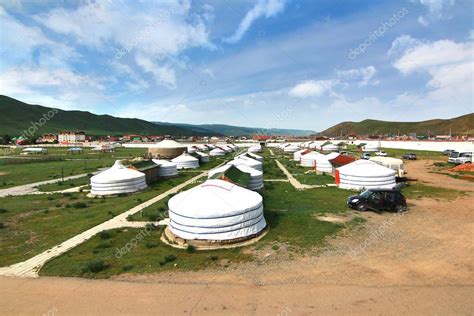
[
  {"xmin": 90, "ymin": 160, "xmax": 147, "ymax": 195},
  {"xmin": 337, "ymin": 160, "xmax": 396, "ymax": 190},
  {"xmin": 168, "ymin": 180, "xmax": 267, "ymax": 241}
]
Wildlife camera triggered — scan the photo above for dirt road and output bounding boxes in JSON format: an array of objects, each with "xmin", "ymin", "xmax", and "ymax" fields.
[{"xmin": 0, "ymin": 159, "xmax": 473, "ymax": 315}]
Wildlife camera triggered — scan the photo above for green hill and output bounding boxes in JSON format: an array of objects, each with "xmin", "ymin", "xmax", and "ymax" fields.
[
  {"xmin": 319, "ymin": 113, "xmax": 474, "ymax": 137},
  {"xmin": 157, "ymin": 122, "xmax": 316, "ymax": 137},
  {"xmin": 0, "ymin": 95, "xmax": 211, "ymax": 137}
]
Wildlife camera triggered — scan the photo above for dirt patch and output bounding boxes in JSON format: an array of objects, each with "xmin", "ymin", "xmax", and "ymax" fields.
[
  {"xmin": 0, "ymin": 172, "xmax": 8, "ymax": 176},
  {"xmin": 315, "ymin": 214, "xmax": 352, "ymax": 223},
  {"xmin": 1, "ymin": 158, "xmax": 473, "ymax": 314},
  {"xmin": 406, "ymin": 159, "xmax": 474, "ymax": 191}
]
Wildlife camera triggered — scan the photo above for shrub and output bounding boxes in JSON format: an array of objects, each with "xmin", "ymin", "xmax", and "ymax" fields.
[
  {"xmin": 62, "ymin": 193, "xmax": 72, "ymax": 197},
  {"xmin": 122, "ymin": 265, "xmax": 134, "ymax": 272},
  {"xmin": 43, "ymin": 209, "xmax": 49, "ymax": 214},
  {"xmin": 271, "ymin": 245, "xmax": 279, "ymax": 251},
  {"xmin": 0, "ymin": 222, "xmax": 6, "ymax": 229},
  {"xmin": 0, "ymin": 208, "xmax": 7, "ymax": 213},
  {"xmin": 210, "ymin": 255, "xmax": 219, "ymax": 261},
  {"xmin": 72, "ymin": 202, "xmax": 88, "ymax": 209},
  {"xmin": 64, "ymin": 204, "xmax": 71, "ymax": 208},
  {"xmin": 95, "ymin": 242, "xmax": 112, "ymax": 249},
  {"xmin": 82, "ymin": 260, "xmax": 107, "ymax": 273},
  {"xmin": 145, "ymin": 240, "xmax": 158, "ymax": 248},
  {"xmin": 159, "ymin": 254, "xmax": 177, "ymax": 266},
  {"xmin": 55, "ymin": 203, "xmax": 62, "ymax": 208},
  {"xmin": 47, "ymin": 196, "xmax": 54, "ymax": 201},
  {"xmin": 99, "ymin": 231, "xmax": 112, "ymax": 240},
  {"xmin": 186, "ymin": 245, "xmax": 196, "ymax": 253}
]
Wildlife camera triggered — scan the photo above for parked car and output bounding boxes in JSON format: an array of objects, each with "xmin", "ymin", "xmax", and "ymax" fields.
[
  {"xmin": 361, "ymin": 153, "xmax": 372, "ymax": 159},
  {"xmin": 402, "ymin": 153, "xmax": 417, "ymax": 160},
  {"xmin": 375, "ymin": 151, "xmax": 388, "ymax": 157},
  {"xmin": 448, "ymin": 151, "xmax": 460, "ymax": 163},
  {"xmin": 347, "ymin": 189, "xmax": 407, "ymax": 212},
  {"xmin": 443, "ymin": 149, "xmax": 455, "ymax": 156},
  {"xmin": 452, "ymin": 152, "xmax": 472, "ymax": 164}
]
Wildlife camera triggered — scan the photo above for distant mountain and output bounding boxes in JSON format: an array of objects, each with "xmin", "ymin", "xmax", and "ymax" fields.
[
  {"xmin": 0, "ymin": 95, "xmax": 207, "ymax": 137},
  {"xmin": 156, "ymin": 122, "xmax": 317, "ymax": 137},
  {"xmin": 319, "ymin": 113, "xmax": 474, "ymax": 137}
]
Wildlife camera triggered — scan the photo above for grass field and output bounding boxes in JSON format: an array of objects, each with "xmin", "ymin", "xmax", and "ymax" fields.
[
  {"xmin": 0, "ymin": 172, "xmax": 199, "ymax": 266},
  {"xmin": 278, "ymin": 156, "xmax": 335, "ymax": 185},
  {"xmin": 40, "ymin": 180, "xmax": 351, "ymax": 278},
  {"xmin": 0, "ymin": 148, "xmax": 147, "ymax": 188},
  {"xmin": 36, "ymin": 175, "xmax": 91, "ymax": 192},
  {"xmin": 402, "ymin": 182, "xmax": 467, "ymax": 200}
]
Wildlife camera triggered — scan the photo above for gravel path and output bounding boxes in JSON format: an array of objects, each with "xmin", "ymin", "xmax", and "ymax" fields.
[
  {"xmin": 275, "ymin": 159, "xmax": 322, "ymax": 189},
  {"xmin": 0, "ymin": 171, "xmax": 102, "ymax": 197},
  {"xmin": 0, "ymin": 171, "xmax": 207, "ymax": 278}
]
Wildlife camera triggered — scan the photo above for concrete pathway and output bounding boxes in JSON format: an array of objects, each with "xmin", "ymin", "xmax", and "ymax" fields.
[
  {"xmin": 0, "ymin": 170, "xmax": 102, "ymax": 197},
  {"xmin": 275, "ymin": 160, "xmax": 324, "ymax": 190},
  {"xmin": 268, "ymin": 149, "xmax": 275, "ymax": 156},
  {"xmin": 0, "ymin": 172, "xmax": 207, "ymax": 278}
]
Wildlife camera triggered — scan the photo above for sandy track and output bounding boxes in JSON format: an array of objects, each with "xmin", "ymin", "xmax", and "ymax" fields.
[{"xmin": 0, "ymin": 159, "xmax": 473, "ymax": 314}]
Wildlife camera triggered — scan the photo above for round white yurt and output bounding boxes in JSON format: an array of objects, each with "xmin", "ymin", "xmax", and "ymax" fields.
[
  {"xmin": 363, "ymin": 143, "xmax": 380, "ymax": 152},
  {"xmin": 196, "ymin": 151, "xmax": 210, "ymax": 163},
  {"xmin": 218, "ymin": 145, "xmax": 232, "ymax": 153},
  {"xmin": 293, "ymin": 149, "xmax": 311, "ymax": 161},
  {"xmin": 148, "ymin": 139, "xmax": 187, "ymax": 159},
  {"xmin": 171, "ymin": 152, "xmax": 199, "ymax": 169},
  {"xmin": 167, "ymin": 179, "xmax": 267, "ymax": 242},
  {"xmin": 152, "ymin": 159, "xmax": 178, "ymax": 177},
  {"xmin": 284, "ymin": 144, "xmax": 300, "ymax": 153},
  {"xmin": 209, "ymin": 148, "xmax": 225, "ymax": 156},
  {"xmin": 336, "ymin": 160, "xmax": 396, "ymax": 190},
  {"xmin": 321, "ymin": 143, "xmax": 338, "ymax": 152},
  {"xmin": 308, "ymin": 142, "xmax": 322, "ymax": 150},
  {"xmin": 301, "ymin": 152, "xmax": 333, "ymax": 172},
  {"xmin": 90, "ymin": 160, "xmax": 147, "ymax": 195},
  {"xmin": 197, "ymin": 144, "xmax": 209, "ymax": 151},
  {"xmin": 187, "ymin": 146, "xmax": 197, "ymax": 154},
  {"xmin": 248, "ymin": 145, "xmax": 262, "ymax": 153},
  {"xmin": 208, "ymin": 164, "xmax": 264, "ymax": 191},
  {"xmin": 325, "ymin": 152, "xmax": 340, "ymax": 161},
  {"xmin": 369, "ymin": 156, "xmax": 405, "ymax": 177},
  {"xmin": 245, "ymin": 152, "xmax": 263, "ymax": 161},
  {"xmin": 228, "ymin": 156, "xmax": 263, "ymax": 171}
]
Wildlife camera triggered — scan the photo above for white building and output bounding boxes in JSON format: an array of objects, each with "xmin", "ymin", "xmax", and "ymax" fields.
[{"xmin": 58, "ymin": 131, "xmax": 86, "ymax": 143}]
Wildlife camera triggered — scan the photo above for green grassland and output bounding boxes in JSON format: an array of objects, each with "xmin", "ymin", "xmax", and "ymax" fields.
[
  {"xmin": 40, "ymin": 182, "xmax": 349, "ymax": 278},
  {"xmin": 0, "ymin": 172, "xmax": 198, "ymax": 266},
  {"xmin": 36, "ymin": 176, "xmax": 91, "ymax": 192},
  {"xmin": 403, "ymin": 182, "xmax": 468, "ymax": 200},
  {"xmin": 0, "ymin": 148, "xmax": 148, "ymax": 188},
  {"xmin": 278, "ymin": 155, "xmax": 335, "ymax": 185}
]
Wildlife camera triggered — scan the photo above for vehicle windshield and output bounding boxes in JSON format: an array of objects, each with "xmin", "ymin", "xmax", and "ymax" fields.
[{"xmin": 360, "ymin": 190, "xmax": 372, "ymax": 198}]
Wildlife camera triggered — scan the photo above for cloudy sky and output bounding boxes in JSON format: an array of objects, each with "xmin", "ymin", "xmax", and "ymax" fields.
[{"xmin": 0, "ymin": 0, "xmax": 472, "ymax": 131}]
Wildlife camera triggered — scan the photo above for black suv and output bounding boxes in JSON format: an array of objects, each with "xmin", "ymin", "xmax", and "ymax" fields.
[
  {"xmin": 347, "ymin": 189, "xmax": 407, "ymax": 212},
  {"xmin": 402, "ymin": 153, "xmax": 417, "ymax": 160}
]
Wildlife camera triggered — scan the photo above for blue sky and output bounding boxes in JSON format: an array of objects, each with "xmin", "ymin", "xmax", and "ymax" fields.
[{"xmin": 0, "ymin": 0, "xmax": 472, "ymax": 131}]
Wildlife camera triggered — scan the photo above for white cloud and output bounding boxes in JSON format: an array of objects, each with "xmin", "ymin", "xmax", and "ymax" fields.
[
  {"xmin": 336, "ymin": 66, "xmax": 378, "ymax": 86},
  {"xmin": 416, "ymin": 0, "xmax": 455, "ymax": 26},
  {"xmin": 135, "ymin": 55, "xmax": 176, "ymax": 89},
  {"xmin": 34, "ymin": 1, "xmax": 214, "ymax": 89},
  {"xmin": 391, "ymin": 35, "xmax": 473, "ymax": 111},
  {"xmin": 392, "ymin": 37, "xmax": 473, "ymax": 74},
  {"xmin": 289, "ymin": 80, "xmax": 336, "ymax": 98},
  {"xmin": 224, "ymin": 0, "xmax": 287, "ymax": 44}
]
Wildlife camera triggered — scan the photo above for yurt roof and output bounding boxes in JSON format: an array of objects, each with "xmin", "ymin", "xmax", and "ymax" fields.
[
  {"xmin": 172, "ymin": 152, "xmax": 199, "ymax": 162},
  {"xmin": 153, "ymin": 139, "xmax": 186, "ymax": 148},
  {"xmin": 152, "ymin": 159, "xmax": 176, "ymax": 167},
  {"xmin": 196, "ymin": 151, "xmax": 209, "ymax": 157},
  {"xmin": 325, "ymin": 152, "xmax": 340, "ymax": 160},
  {"xmin": 169, "ymin": 179, "xmax": 262, "ymax": 218},
  {"xmin": 209, "ymin": 164, "xmax": 262, "ymax": 178},
  {"xmin": 337, "ymin": 159, "xmax": 396, "ymax": 177},
  {"xmin": 210, "ymin": 148, "xmax": 225, "ymax": 153},
  {"xmin": 91, "ymin": 160, "xmax": 145, "ymax": 182},
  {"xmin": 208, "ymin": 165, "xmax": 251, "ymax": 188},
  {"xmin": 369, "ymin": 156, "xmax": 404, "ymax": 165}
]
